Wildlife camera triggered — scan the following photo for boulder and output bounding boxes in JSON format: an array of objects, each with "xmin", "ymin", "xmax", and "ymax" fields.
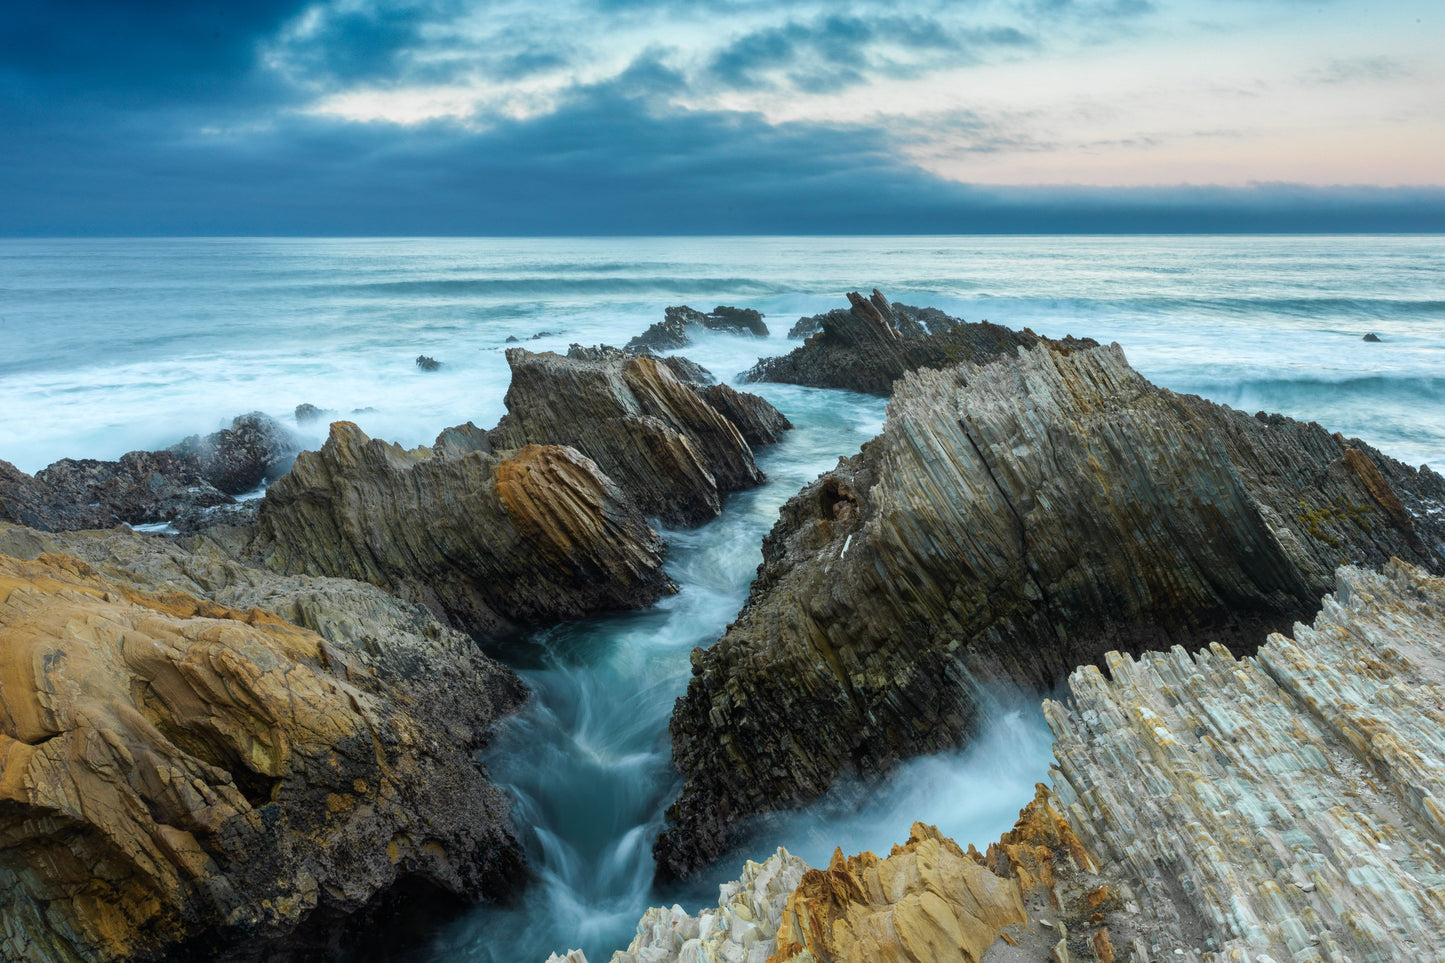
[
  {"xmin": 626, "ymin": 305, "xmax": 768, "ymax": 352},
  {"xmin": 254, "ymin": 422, "xmax": 673, "ymax": 637},
  {"xmin": 35, "ymin": 451, "xmax": 233, "ymax": 526},
  {"xmin": 294, "ymin": 403, "xmax": 335, "ymax": 426},
  {"xmin": 657, "ymin": 342, "xmax": 1445, "ymax": 880},
  {"xmin": 1363, "ymin": 332, "xmax": 1383, "ymax": 342},
  {"xmin": 741, "ymin": 289, "xmax": 1074, "ymax": 394},
  {"xmin": 490, "ymin": 348, "xmax": 781, "ymax": 526},
  {"xmin": 171, "ymin": 411, "xmax": 299, "ymax": 495},
  {"xmin": 0, "ymin": 543, "xmax": 526, "ymax": 963}
]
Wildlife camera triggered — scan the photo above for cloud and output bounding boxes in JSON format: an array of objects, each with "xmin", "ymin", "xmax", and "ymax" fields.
[{"xmin": 1304, "ymin": 55, "xmax": 1411, "ymax": 86}]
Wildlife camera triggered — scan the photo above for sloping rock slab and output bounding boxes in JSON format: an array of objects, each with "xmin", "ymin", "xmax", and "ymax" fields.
[
  {"xmin": 255, "ymin": 422, "xmax": 672, "ymax": 637},
  {"xmin": 657, "ymin": 342, "xmax": 1445, "ymax": 880}
]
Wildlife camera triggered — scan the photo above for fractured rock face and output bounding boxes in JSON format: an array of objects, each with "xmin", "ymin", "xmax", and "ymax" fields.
[
  {"xmin": 0, "ymin": 548, "xmax": 526, "ymax": 963},
  {"xmin": 657, "ymin": 342, "xmax": 1445, "ymax": 880},
  {"xmin": 1045, "ymin": 559, "xmax": 1445, "ymax": 961},
  {"xmin": 742, "ymin": 290, "xmax": 1062, "ymax": 394},
  {"xmin": 170, "ymin": 411, "xmax": 299, "ymax": 495},
  {"xmin": 254, "ymin": 422, "xmax": 673, "ymax": 637},
  {"xmin": 492, "ymin": 348, "xmax": 780, "ymax": 526}
]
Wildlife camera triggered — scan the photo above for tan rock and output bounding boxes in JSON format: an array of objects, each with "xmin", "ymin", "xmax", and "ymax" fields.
[{"xmin": 0, "ymin": 548, "xmax": 524, "ymax": 962}]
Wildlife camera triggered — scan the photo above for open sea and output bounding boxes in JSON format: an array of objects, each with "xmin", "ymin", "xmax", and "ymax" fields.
[{"xmin": 1, "ymin": 235, "xmax": 1441, "ymax": 961}]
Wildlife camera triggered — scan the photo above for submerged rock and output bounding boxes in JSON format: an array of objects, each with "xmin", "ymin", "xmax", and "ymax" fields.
[
  {"xmin": 657, "ymin": 342, "xmax": 1445, "ymax": 880},
  {"xmin": 626, "ymin": 305, "xmax": 768, "ymax": 352},
  {"xmin": 0, "ymin": 542, "xmax": 526, "ymax": 963},
  {"xmin": 1363, "ymin": 332, "xmax": 1383, "ymax": 342},
  {"xmin": 255, "ymin": 422, "xmax": 673, "ymax": 636},
  {"xmin": 491, "ymin": 348, "xmax": 781, "ymax": 526},
  {"xmin": 742, "ymin": 289, "xmax": 1072, "ymax": 394},
  {"xmin": 415, "ymin": 355, "xmax": 442, "ymax": 371}
]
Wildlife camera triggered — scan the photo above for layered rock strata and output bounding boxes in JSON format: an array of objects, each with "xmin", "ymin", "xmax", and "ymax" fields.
[
  {"xmin": 0, "ymin": 544, "xmax": 527, "ymax": 963},
  {"xmin": 626, "ymin": 305, "xmax": 769, "ymax": 352},
  {"xmin": 254, "ymin": 422, "xmax": 672, "ymax": 636},
  {"xmin": 491, "ymin": 348, "xmax": 781, "ymax": 526},
  {"xmin": 658, "ymin": 342, "xmax": 1445, "ymax": 879},
  {"xmin": 1045, "ymin": 559, "xmax": 1445, "ymax": 961},
  {"xmin": 742, "ymin": 290, "xmax": 1061, "ymax": 394}
]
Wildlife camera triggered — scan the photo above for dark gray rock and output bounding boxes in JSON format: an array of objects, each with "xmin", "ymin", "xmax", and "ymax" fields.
[{"xmin": 626, "ymin": 305, "xmax": 769, "ymax": 352}]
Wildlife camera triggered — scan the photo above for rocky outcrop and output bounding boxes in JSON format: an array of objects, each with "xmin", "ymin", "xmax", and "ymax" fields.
[
  {"xmin": 742, "ymin": 290, "xmax": 1067, "ymax": 395},
  {"xmin": 545, "ymin": 848, "xmax": 808, "ymax": 963},
  {"xmin": 170, "ymin": 412, "xmax": 299, "ymax": 495},
  {"xmin": 491, "ymin": 349, "xmax": 782, "ymax": 526},
  {"xmin": 785, "ymin": 300, "xmax": 961, "ymax": 341},
  {"xmin": 0, "ymin": 415, "xmax": 298, "ymax": 534},
  {"xmin": 626, "ymin": 305, "xmax": 768, "ymax": 352},
  {"xmin": 695, "ymin": 383, "xmax": 793, "ymax": 448},
  {"xmin": 0, "ymin": 541, "xmax": 527, "ymax": 963},
  {"xmin": 657, "ymin": 342, "xmax": 1445, "ymax": 880},
  {"xmin": 254, "ymin": 422, "xmax": 673, "ymax": 637},
  {"xmin": 565, "ymin": 343, "xmax": 716, "ymax": 386},
  {"xmin": 1043, "ymin": 559, "xmax": 1445, "ymax": 960}
]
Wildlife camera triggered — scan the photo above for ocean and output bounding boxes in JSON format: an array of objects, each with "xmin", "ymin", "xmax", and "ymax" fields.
[{"xmin": 1, "ymin": 235, "xmax": 1440, "ymax": 961}]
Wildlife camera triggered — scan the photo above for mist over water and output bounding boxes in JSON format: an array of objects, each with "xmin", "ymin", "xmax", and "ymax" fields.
[{"xmin": 1, "ymin": 236, "xmax": 1441, "ymax": 961}]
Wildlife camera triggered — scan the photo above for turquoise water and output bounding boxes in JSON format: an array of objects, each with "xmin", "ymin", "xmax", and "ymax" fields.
[{"xmin": 0, "ymin": 236, "xmax": 1440, "ymax": 961}]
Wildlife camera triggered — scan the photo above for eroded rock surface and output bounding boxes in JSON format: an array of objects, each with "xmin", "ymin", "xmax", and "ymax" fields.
[
  {"xmin": 659, "ymin": 342, "xmax": 1445, "ymax": 879},
  {"xmin": 626, "ymin": 305, "xmax": 768, "ymax": 352},
  {"xmin": 1044, "ymin": 559, "xmax": 1445, "ymax": 960},
  {"xmin": 0, "ymin": 545, "xmax": 526, "ymax": 963},
  {"xmin": 170, "ymin": 412, "xmax": 299, "ymax": 495},
  {"xmin": 742, "ymin": 290, "xmax": 1059, "ymax": 394},
  {"xmin": 492, "ymin": 348, "xmax": 781, "ymax": 526},
  {"xmin": 255, "ymin": 422, "xmax": 672, "ymax": 637}
]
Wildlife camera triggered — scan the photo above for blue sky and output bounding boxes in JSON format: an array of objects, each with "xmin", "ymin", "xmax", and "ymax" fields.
[{"xmin": 2, "ymin": 0, "xmax": 1441, "ymax": 234}]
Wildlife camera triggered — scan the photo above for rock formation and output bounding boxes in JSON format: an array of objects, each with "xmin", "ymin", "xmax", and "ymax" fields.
[
  {"xmin": 694, "ymin": 383, "xmax": 793, "ymax": 448},
  {"xmin": 626, "ymin": 305, "xmax": 768, "ymax": 352},
  {"xmin": 0, "ymin": 537, "xmax": 527, "ymax": 963},
  {"xmin": 254, "ymin": 422, "xmax": 673, "ymax": 637},
  {"xmin": 1042, "ymin": 559, "xmax": 1445, "ymax": 960},
  {"xmin": 785, "ymin": 300, "xmax": 960, "ymax": 341},
  {"xmin": 742, "ymin": 290, "xmax": 1068, "ymax": 395},
  {"xmin": 491, "ymin": 348, "xmax": 782, "ymax": 526},
  {"xmin": 565, "ymin": 343, "xmax": 716, "ymax": 386},
  {"xmin": 0, "ymin": 414, "xmax": 298, "ymax": 533},
  {"xmin": 169, "ymin": 411, "xmax": 299, "ymax": 495},
  {"xmin": 658, "ymin": 342, "xmax": 1445, "ymax": 880}
]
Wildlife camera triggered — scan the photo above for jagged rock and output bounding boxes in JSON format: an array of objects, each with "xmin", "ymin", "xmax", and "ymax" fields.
[
  {"xmin": 770, "ymin": 823, "xmax": 1027, "ymax": 963},
  {"xmin": 415, "ymin": 355, "xmax": 442, "ymax": 371},
  {"xmin": 566, "ymin": 343, "xmax": 716, "ymax": 386},
  {"xmin": 254, "ymin": 422, "xmax": 672, "ymax": 636},
  {"xmin": 626, "ymin": 305, "xmax": 768, "ymax": 352},
  {"xmin": 552, "ymin": 848, "xmax": 808, "ymax": 963},
  {"xmin": 295, "ymin": 403, "xmax": 336, "ymax": 426},
  {"xmin": 786, "ymin": 301, "xmax": 957, "ymax": 341},
  {"xmin": 0, "ymin": 545, "xmax": 526, "ymax": 963},
  {"xmin": 1045, "ymin": 559, "xmax": 1445, "ymax": 960},
  {"xmin": 657, "ymin": 342, "xmax": 1445, "ymax": 880},
  {"xmin": 694, "ymin": 383, "xmax": 792, "ymax": 447},
  {"xmin": 505, "ymin": 335, "xmax": 521, "ymax": 343},
  {"xmin": 1363, "ymin": 332, "xmax": 1383, "ymax": 342},
  {"xmin": 170, "ymin": 411, "xmax": 299, "ymax": 495},
  {"xmin": 432, "ymin": 421, "xmax": 492, "ymax": 458},
  {"xmin": 34, "ymin": 451, "xmax": 233, "ymax": 527},
  {"xmin": 490, "ymin": 349, "xmax": 780, "ymax": 526},
  {"xmin": 741, "ymin": 289, "xmax": 1068, "ymax": 395},
  {"xmin": 0, "ymin": 459, "xmax": 110, "ymax": 531}
]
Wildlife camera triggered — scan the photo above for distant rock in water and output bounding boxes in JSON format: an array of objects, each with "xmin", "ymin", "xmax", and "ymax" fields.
[
  {"xmin": 295, "ymin": 402, "xmax": 336, "ymax": 425},
  {"xmin": 415, "ymin": 354, "xmax": 442, "ymax": 371},
  {"xmin": 626, "ymin": 304, "xmax": 769, "ymax": 352},
  {"xmin": 785, "ymin": 299, "xmax": 958, "ymax": 341},
  {"xmin": 491, "ymin": 348, "xmax": 782, "ymax": 526},
  {"xmin": 170, "ymin": 410, "xmax": 299, "ymax": 495},
  {"xmin": 505, "ymin": 335, "xmax": 520, "ymax": 343},
  {"xmin": 1363, "ymin": 332, "xmax": 1383, "ymax": 342},
  {"xmin": 742, "ymin": 289, "xmax": 1079, "ymax": 394},
  {"xmin": 656, "ymin": 341, "xmax": 1445, "ymax": 880},
  {"xmin": 255, "ymin": 422, "xmax": 673, "ymax": 637},
  {"xmin": 0, "ymin": 537, "xmax": 527, "ymax": 963}
]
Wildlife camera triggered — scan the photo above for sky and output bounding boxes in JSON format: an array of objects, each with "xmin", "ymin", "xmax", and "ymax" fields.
[{"xmin": 1, "ymin": 0, "xmax": 1442, "ymax": 234}]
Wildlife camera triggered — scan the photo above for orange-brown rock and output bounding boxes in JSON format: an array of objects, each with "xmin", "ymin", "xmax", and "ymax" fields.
[
  {"xmin": 0, "ymin": 550, "xmax": 524, "ymax": 963},
  {"xmin": 767, "ymin": 823, "xmax": 1027, "ymax": 963},
  {"xmin": 254, "ymin": 423, "xmax": 671, "ymax": 636}
]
